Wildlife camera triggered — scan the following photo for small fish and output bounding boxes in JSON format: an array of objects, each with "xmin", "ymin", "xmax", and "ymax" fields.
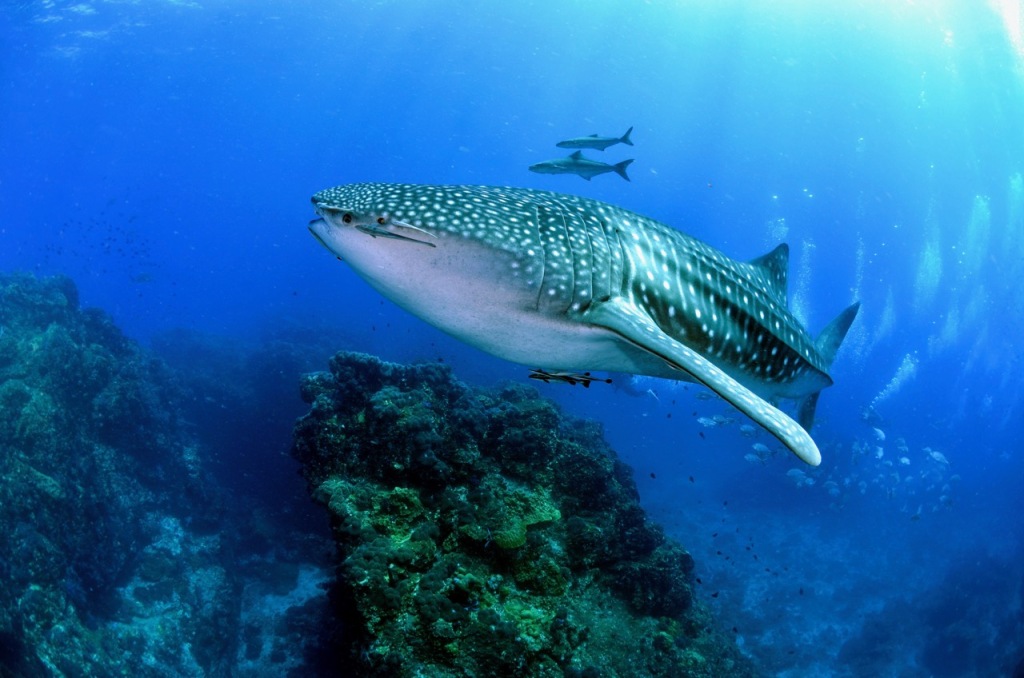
[
  {"xmin": 786, "ymin": 468, "xmax": 812, "ymax": 488},
  {"xmin": 925, "ymin": 448, "xmax": 949, "ymax": 465},
  {"xmin": 556, "ymin": 126, "xmax": 634, "ymax": 151},
  {"xmin": 528, "ymin": 369, "xmax": 612, "ymax": 387},
  {"xmin": 529, "ymin": 151, "xmax": 633, "ymax": 181},
  {"xmin": 872, "ymin": 426, "xmax": 886, "ymax": 441},
  {"xmin": 697, "ymin": 416, "xmax": 719, "ymax": 428}
]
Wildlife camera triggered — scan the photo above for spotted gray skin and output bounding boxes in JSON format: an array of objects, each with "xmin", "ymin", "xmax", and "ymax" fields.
[{"xmin": 309, "ymin": 183, "xmax": 859, "ymax": 465}]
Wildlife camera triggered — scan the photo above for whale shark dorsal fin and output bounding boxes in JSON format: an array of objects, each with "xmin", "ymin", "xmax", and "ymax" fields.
[
  {"xmin": 749, "ymin": 243, "xmax": 789, "ymax": 302},
  {"xmin": 570, "ymin": 150, "xmax": 584, "ymax": 159},
  {"xmin": 583, "ymin": 297, "xmax": 822, "ymax": 466}
]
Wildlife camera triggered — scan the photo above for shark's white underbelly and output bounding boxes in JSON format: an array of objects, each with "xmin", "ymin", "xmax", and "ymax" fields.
[{"xmin": 355, "ymin": 244, "xmax": 667, "ymax": 375}]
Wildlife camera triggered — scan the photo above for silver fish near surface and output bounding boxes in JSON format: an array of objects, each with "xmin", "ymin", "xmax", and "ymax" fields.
[
  {"xmin": 308, "ymin": 183, "xmax": 859, "ymax": 466},
  {"xmin": 529, "ymin": 151, "xmax": 634, "ymax": 182},
  {"xmin": 556, "ymin": 126, "xmax": 634, "ymax": 151}
]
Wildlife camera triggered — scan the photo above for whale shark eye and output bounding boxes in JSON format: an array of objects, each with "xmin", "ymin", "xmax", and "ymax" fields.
[
  {"xmin": 377, "ymin": 217, "xmax": 386, "ymax": 225},
  {"xmin": 342, "ymin": 213, "xmax": 353, "ymax": 224}
]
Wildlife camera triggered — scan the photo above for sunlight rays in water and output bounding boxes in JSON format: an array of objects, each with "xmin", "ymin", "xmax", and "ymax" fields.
[
  {"xmin": 790, "ymin": 238, "xmax": 814, "ymax": 330},
  {"xmin": 990, "ymin": 0, "xmax": 1024, "ymax": 61},
  {"xmin": 913, "ymin": 238, "xmax": 942, "ymax": 315},
  {"xmin": 833, "ymin": 169, "xmax": 1021, "ymax": 432}
]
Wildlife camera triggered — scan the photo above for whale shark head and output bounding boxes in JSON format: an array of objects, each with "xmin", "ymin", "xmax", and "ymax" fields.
[{"xmin": 309, "ymin": 183, "xmax": 577, "ymax": 366}]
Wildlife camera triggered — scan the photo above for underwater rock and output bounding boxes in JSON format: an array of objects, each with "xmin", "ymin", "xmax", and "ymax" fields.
[
  {"xmin": 0, "ymin": 273, "xmax": 238, "ymax": 676},
  {"xmin": 293, "ymin": 351, "xmax": 754, "ymax": 677}
]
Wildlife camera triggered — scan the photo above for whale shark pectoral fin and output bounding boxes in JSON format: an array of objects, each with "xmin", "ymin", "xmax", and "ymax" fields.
[{"xmin": 584, "ymin": 298, "xmax": 822, "ymax": 466}]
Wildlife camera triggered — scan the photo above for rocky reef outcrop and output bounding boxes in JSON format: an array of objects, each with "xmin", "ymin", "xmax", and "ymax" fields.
[
  {"xmin": 293, "ymin": 351, "xmax": 754, "ymax": 677},
  {"xmin": 0, "ymin": 273, "xmax": 238, "ymax": 676}
]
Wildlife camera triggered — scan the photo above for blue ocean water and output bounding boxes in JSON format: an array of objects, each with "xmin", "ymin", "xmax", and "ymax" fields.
[{"xmin": 1, "ymin": 1, "xmax": 1022, "ymax": 676}]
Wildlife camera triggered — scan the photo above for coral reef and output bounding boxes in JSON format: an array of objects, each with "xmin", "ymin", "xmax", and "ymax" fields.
[
  {"xmin": 0, "ymin": 273, "xmax": 239, "ymax": 676},
  {"xmin": 293, "ymin": 351, "xmax": 754, "ymax": 677},
  {"xmin": 0, "ymin": 272, "xmax": 755, "ymax": 676}
]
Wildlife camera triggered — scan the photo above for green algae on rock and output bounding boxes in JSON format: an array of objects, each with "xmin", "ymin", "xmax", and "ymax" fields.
[{"xmin": 293, "ymin": 351, "xmax": 755, "ymax": 677}]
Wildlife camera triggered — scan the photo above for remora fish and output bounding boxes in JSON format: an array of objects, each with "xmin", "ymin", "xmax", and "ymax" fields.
[
  {"xmin": 528, "ymin": 369, "xmax": 613, "ymax": 387},
  {"xmin": 556, "ymin": 126, "xmax": 634, "ymax": 151},
  {"xmin": 529, "ymin": 151, "xmax": 633, "ymax": 181},
  {"xmin": 308, "ymin": 183, "xmax": 859, "ymax": 466}
]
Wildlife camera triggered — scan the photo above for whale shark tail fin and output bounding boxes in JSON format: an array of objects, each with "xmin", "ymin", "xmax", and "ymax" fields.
[
  {"xmin": 816, "ymin": 302, "xmax": 861, "ymax": 370},
  {"xmin": 795, "ymin": 302, "xmax": 861, "ymax": 433}
]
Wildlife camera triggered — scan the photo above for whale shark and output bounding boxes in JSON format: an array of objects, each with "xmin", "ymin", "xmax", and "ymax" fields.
[{"xmin": 308, "ymin": 183, "xmax": 859, "ymax": 466}]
